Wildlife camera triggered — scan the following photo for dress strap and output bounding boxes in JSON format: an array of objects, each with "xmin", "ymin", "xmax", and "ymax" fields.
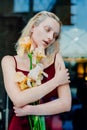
[{"xmin": 13, "ymin": 56, "xmax": 17, "ymax": 70}]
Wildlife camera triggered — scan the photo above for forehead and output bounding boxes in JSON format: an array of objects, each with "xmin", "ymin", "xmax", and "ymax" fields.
[{"xmin": 39, "ymin": 17, "xmax": 60, "ymax": 33}]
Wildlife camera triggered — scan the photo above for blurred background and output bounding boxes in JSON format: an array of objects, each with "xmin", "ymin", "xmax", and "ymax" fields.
[{"xmin": 0, "ymin": 0, "xmax": 87, "ymax": 130}]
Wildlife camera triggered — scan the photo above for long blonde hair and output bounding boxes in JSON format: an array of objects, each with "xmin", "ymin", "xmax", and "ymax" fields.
[{"xmin": 16, "ymin": 11, "xmax": 62, "ymax": 57}]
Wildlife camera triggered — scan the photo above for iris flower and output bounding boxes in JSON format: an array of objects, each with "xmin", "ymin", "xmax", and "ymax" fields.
[{"xmin": 15, "ymin": 37, "xmax": 47, "ymax": 130}]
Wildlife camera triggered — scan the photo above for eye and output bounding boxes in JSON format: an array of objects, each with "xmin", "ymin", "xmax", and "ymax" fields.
[{"xmin": 44, "ymin": 26, "xmax": 51, "ymax": 32}]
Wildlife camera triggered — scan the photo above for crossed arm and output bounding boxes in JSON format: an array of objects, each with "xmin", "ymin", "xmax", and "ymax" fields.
[
  {"xmin": 14, "ymin": 83, "xmax": 71, "ymax": 116},
  {"xmin": 1, "ymin": 53, "xmax": 71, "ymax": 115}
]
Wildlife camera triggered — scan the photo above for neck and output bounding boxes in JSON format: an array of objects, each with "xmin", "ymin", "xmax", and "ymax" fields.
[{"xmin": 19, "ymin": 53, "xmax": 29, "ymax": 60}]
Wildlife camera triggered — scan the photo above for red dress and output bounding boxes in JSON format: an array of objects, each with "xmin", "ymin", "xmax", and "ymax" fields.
[{"xmin": 8, "ymin": 57, "xmax": 62, "ymax": 130}]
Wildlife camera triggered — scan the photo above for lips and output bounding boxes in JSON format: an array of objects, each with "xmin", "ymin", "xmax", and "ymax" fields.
[{"xmin": 43, "ymin": 40, "xmax": 49, "ymax": 45}]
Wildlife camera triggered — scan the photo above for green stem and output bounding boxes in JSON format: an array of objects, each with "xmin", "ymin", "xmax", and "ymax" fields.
[
  {"xmin": 27, "ymin": 52, "xmax": 46, "ymax": 130},
  {"xmin": 28, "ymin": 53, "xmax": 33, "ymax": 70},
  {"xmin": 28, "ymin": 116, "xmax": 33, "ymax": 130}
]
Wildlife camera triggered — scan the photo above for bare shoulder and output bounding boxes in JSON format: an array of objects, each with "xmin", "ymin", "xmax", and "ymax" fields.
[
  {"xmin": 55, "ymin": 52, "xmax": 65, "ymax": 68},
  {"xmin": 1, "ymin": 55, "xmax": 15, "ymax": 68}
]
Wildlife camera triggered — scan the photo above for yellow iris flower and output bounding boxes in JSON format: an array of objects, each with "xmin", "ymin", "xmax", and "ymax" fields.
[{"xmin": 17, "ymin": 36, "xmax": 32, "ymax": 56}]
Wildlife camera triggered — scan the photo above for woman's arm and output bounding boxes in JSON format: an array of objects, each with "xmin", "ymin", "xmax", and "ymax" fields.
[
  {"xmin": 14, "ymin": 53, "xmax": 71, "ymax": 116},
  {"xmin": 14, "ymin": 91, "xmax": 71, "ymax": 116},
  {"xmin": 14, "ymin": 84, "xmax": 71, "ymax": 116},
  {"xmin": 1, "ymin": 54, "xmax": 70, "ymax": 107}
]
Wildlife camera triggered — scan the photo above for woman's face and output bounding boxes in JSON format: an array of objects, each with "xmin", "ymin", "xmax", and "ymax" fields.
[{"xmin": 31, "ymin": 17, "xmax": 60, "ymax": 49}]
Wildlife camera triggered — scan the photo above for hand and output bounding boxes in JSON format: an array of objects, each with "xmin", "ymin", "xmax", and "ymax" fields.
[
  {"xmin": 13, "ymin": 105, "xmax": 31, "ymax": 116},
  {"xmin": 54, "ymin": 63, "xmax": 70, "ymax": 86}
]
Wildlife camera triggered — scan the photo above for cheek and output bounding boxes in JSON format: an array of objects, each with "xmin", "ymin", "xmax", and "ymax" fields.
[
  {"xmin": 32, "ymin": 29, "xmax": 38, "ymax": 39},
  {"xmin": 32, "ymin": 27, "xmax": 46, "ymax": 41},
  {"xmin": 31, "ymin": 30, "xmax": 41, "ymax": 44},
  {"xmin": 33, "ymin": 28, "xmax": 40, "ymax": 38}
]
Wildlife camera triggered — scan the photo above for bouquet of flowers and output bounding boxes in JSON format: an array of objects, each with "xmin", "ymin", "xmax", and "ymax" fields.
[{"xmin": 15, "ymin": 36, "xmax": 48, "ymax": 130}]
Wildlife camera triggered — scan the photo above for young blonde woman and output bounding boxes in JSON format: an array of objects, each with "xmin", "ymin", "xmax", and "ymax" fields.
[{"xmin": 1, "ymin": 11, "xmax": 71, "ymax": 130}]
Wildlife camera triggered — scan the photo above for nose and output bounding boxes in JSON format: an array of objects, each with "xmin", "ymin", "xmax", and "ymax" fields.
[{"xmin": 47, "ymin": 32, "xmax": 53, "ymax": 41}]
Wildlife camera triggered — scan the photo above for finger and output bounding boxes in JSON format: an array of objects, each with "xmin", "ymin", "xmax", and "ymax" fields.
[
  {"xmin": 15, "ymin": 113, "xmax": 20, "ymax": 116},
  {"xmin": 67, "ymin": 72, "xmax": 70, "ymax": 76},
  {"xmin": 66, "ymin": 68, "xmax": 69, "ymax": 72},
  {"xmin": 68, "ymin": 80, "xmax": 71, "ymax": 83},
  {"xmin": 13, "ymin": 106, "xmax": 16, "ymax": 110},
  {"xmin": 66, "ymin": 79, "xmax": 71, "ymax": 84}
]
